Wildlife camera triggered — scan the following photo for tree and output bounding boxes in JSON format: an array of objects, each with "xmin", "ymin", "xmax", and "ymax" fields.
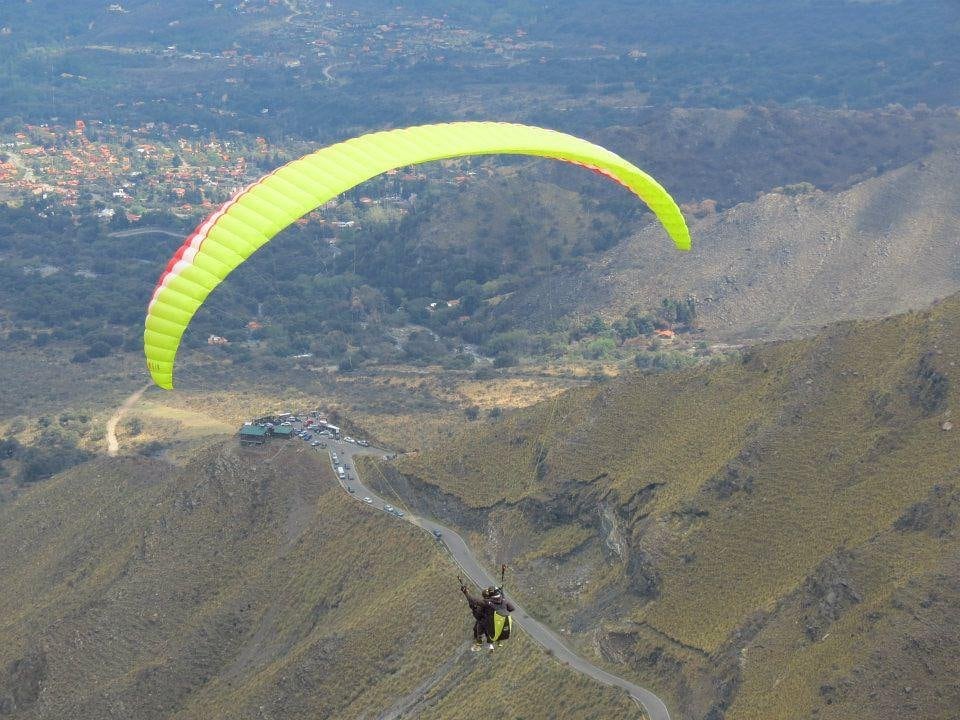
[
  {"xmin": 0, "ymin": 437, "xmax": 22, "ymax": 459},
  {"xmin": 660, "ymin": 298, "xmax": 697, "ymax": 326},
  {"xmin": 584, "ymin": 337, "xmax": 615, "ymax": 360},
  {"xmin": 612, "ymin": 318, "xmax": 638, "ymax": 342},
  {"xmin": 86, "ymin": 340, "xmax": 112, "ymax": 359},
  {"xmin": 109, "ymin": 211, "xmax": 130, "ymax": 230},
  {"xmin": 16, "ymin": 432, "xmax": 92, "ymax": 485},
  {"xmin": 585, "ymin": 315, "xmax": 606, "ymax": 334}
]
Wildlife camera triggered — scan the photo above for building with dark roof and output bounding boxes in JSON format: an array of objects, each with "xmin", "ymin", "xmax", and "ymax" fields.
[{"xmin": 239, "ymin": 425, "xmax": 269, "ymax": 445}]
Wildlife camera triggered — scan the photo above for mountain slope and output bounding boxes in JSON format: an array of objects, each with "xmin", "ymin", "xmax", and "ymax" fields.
[
  {"xmin": 501, "ymin": 135, "xmax": 960, "ymax": 344},
  {"xmin": 381, "ymin": 291, "xmax": 960, "ymax": 718},
  {"xmin": 0, "ymin": 444, "xmax": 638, "ymax": 719}
]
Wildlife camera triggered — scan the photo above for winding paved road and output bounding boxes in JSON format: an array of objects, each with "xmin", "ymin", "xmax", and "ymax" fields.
[
  {"xmin": 323, "ymin": 438, "xmax": 671, "ymax": 720},
  {"xmin": 107, "ymin": 227, "xmax": 185, "ymax": 239},
  {"xmin": 101, "ymin": 388, "xmax": 671, "ymax": 716}
]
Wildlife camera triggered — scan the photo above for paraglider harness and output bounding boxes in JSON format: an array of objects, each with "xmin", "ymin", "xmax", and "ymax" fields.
[{"xmin": 460, "ymin": 564, "xmax": 513, "ymax": 644}]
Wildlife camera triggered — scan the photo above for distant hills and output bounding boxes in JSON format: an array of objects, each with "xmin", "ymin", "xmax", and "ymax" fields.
[
  {"xmin": 383, "ymin": 290, "xmax": 960, "ymax": 718},
  {"xmin": 499, "ymin": 118, "xmax": 960, "ymax": 345}
]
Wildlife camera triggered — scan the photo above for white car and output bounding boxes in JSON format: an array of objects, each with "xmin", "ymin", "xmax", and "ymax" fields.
[
  {"xmin": 384, "ymin": 504, "xmax": 394, "ymax": 512},
  {"xmin": 344, "ymin": 436, "xmax": 355, "ymax": 444},
  {"xmin": 363, "ymin": 496, "xmax": 373, "ymax": 504}
]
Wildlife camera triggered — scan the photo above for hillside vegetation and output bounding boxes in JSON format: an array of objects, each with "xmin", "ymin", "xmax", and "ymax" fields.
[
  {"xmin": 380, "ymin": 291, "xmax": 960, "ymax": 718},
  {"xmin": 0, "ymin": 443, "xmax": 638, "ymax": 719}
]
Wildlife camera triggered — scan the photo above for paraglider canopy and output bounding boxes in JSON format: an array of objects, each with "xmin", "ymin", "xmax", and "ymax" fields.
[{"xmin": 144, "ymin": 121, "xmax": 690, "ymax": 389}]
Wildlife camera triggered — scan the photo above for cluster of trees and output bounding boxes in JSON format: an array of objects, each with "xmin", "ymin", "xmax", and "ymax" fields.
[
  {"xmin": 464, "ymin": 405, "xmax": 502, "ymax": 421},
  {"xmin": 0, "ymin": 204, "xmax": 186, "ymax": 363},
  {"xmin": 169, "ymin": 173, "xmax": 640, "ymax": 368},
  {"xmin": 564, "ymin": 300, "xmax": 697, "ymax": 361},
  {"xmin": 1, "ymin": 192, "xmax": 703, "ymax": 372},
  {"xmin": 0, "ymin": 425, "xmax": 92, "ymax": 486}
]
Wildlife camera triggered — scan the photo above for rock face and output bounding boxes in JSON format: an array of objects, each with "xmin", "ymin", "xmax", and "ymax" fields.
[
  {"xmin": 909, "ymin": 352, "xmax": 950, "ymax": 415},
  {"xmin": 800, "ymin": 550, "xmax": 863, "ymax": 642},
  {"xmin": 0, "ymin": 649, "xmax": 46, "ymax": 715},
  {"xmin": 895, "ymin": 484, "xmax": 959, "ymax": 538}
]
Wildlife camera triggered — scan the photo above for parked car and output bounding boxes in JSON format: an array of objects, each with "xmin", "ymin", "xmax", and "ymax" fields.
[
  {"xmin": 384, "ymin": 504, "xmax": 394, "ymax": 512},
  {"xmin": 395, "ymin": 510, "xmax": 405, "ymax": 518},
  {"xmin": 344, "ymin": 436, "xmax": 355, "ymax": 444},
  {"xmin": 357, "ymin": 439, "xmax": 370, "ymax": 447},
  {"xmin": 432, "ymin": 529, "xmax": 442, "ymax": 540},
  {"xmin": 363, "ymin": 497, "xmax": 373, "ymax": 504},
  {"xmin": 347, "ymin": 486, "xmax": 355, "ymax": 494}
]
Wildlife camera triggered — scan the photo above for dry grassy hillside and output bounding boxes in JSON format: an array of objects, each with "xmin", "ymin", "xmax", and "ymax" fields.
[
  {"xmin": 382, "ymin": 292, "xmax": 960, "ymax": 719},
  {"xmin": 501, "ymin": 131, "xmax": 960, "ymax": 345},
  {"xmin": 0, "ymin": 443, "xmax": 638, "ymax": 719}
]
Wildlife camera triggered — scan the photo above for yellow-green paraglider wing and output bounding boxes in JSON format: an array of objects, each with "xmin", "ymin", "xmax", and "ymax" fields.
[{"xmin": 145, "ymin": 121, "xmax": 690, "ymax": 389}]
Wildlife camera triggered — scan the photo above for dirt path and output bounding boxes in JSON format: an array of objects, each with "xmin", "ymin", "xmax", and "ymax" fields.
[{"xmin": 105, "ymin": 384, "xmax": 150, "ymax": 456}]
